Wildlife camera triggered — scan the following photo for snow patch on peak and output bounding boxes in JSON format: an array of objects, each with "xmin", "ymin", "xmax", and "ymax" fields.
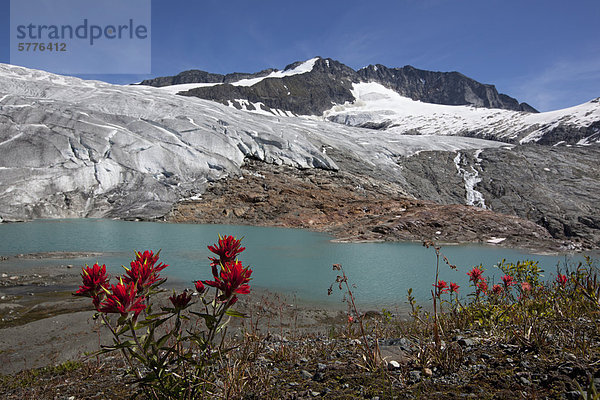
[
  {"xmin": 282, "ymin": 57, "xmax": 320, "ymax": 74},
  {"xmin": 153, "ymin": 82, "xmax": 224, "ymax": 95},
  {"xmin": 153, "ymin": 57, "xmax": 320, "ymax": 94}
]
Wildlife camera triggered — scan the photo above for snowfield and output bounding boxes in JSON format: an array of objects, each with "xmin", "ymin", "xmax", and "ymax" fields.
[{"xmin": 324, "ymin": 82, "xmax": 600, "ymax": 145}]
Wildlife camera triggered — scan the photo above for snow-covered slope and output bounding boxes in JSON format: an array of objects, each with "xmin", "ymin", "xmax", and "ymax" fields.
[
  {"xmin": 0, "ymin": 63, "xmax": 508, "ymax": 221},
  {"xmin": 324, "ymin": 82, "xmax": 600, "ymax": 145},
  {"xmin": 154, "ymin": 57, "xmax": 320, "ymax": 95}
]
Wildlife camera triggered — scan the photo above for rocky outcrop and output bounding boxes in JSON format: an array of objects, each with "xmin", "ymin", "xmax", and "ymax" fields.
[
  {"xmin": 166, "ymin": 159, "xmax": 562, "ymax": 252},
  {"xmin": 357, "ymin": 64, "xmax": 537, "ymax": 112},
  {"xmin": 179, "ymin": 58, "xmax": 358, "ymax": 115},
  {"xmin": 396, "ymin": 146, "xmax": 600, "ymax": 249},
  {"xmin": 139, "ymin": 68, "xmax": 276, "ymax": 87},
  {"xmin": 534, "ymin": 119, "xmax": 600, "ymax": 146},
  {"xmin": 139, "ymin": 70, "xmax": 224, "ymax": 87}
]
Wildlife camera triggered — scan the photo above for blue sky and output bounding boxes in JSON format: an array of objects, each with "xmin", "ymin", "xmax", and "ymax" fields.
[{"xmin": 1, "ymin": 0, "xmax": 599, "ymax": 111}]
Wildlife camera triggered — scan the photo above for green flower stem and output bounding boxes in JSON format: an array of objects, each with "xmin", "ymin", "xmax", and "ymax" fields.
[{"xmin": 101, "ymin": 313, "xmax": 142, "ymax": 380}]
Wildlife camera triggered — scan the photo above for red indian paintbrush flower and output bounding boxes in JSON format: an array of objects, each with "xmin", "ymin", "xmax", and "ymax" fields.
[
  {"xmin": 467, "ymin": 267, "xmax": 484, "ymax": 283},
  {"xmin": 75, "ymin": 263, "xmax": 110, "ymax": 309},
  {"xmin": 135, "ymin": 250, "xmax": 161, "ymax": 267},
  {"xmin": 521, "ymin": 281, "xmax": 532, "ymax": 292},
  {"xmin": 122, "ymin": 250, "xmax": 168, "ymax": 292},
  {"xmin": 208, "ymin": 235, "xmax": 245, "ymax": 276},
  {"xmin": 169, "ymin": 290, "xmax": 192, "ymax": 310},
  {"xmin": 501, "ymin": 275, "xmax": 516, "ymax": 288},
  {"xmin": 433, "ymin": 280, "xmax": 449, "ymax": 294},
  {"xmin": 204, "ymin": 260, "xmax": 252, "ymax": 302},
  {"xmin": 99, "ymin": 280, "xmax": 146, "ymax": 319},
  {"xmin": 477, "ymin": 279, "xmax": 488, "ymax": 294},
  {"xmin": 556, "ymin": 274, "xmax": 568, "ymax": 286},
  {"xmin": 492, "ymin": 284, "xmax": 503, "ymax": 295},
  {"xmin": 195, "ymin": 280, "xmax": 205, "ymax": 293},
  {"xmin": 449, "ymin": 282, "xmax": 460, "ymax": 294}
]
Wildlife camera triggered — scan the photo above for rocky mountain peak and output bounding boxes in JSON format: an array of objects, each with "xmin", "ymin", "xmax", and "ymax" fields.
[
  {"xmin": 141, "ymin": 57, "xmax": 538, "ymax": 115},
  {"xmin": 357, "ymin": 64, "xmax": 537, "ymax": 112}
]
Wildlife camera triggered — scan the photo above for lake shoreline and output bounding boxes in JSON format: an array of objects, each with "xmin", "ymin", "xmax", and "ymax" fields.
[
  {"xmin": 0, "ymin": 260, "xmax": 358, "ymax": 375},
  {"xmin": 1, "ymin": 215, "xmax": 592, "ymax": 256}
]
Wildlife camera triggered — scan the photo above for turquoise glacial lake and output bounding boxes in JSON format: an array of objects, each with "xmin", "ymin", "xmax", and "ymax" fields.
[{"xmin": 0, "ymin": 219, "xmax": 592, "ymax": 310}]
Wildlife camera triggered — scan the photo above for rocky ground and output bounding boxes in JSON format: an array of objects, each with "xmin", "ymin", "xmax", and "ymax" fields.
[
  {"xmin": 2, "ymin": 328, "xmax": 597, "ymax": 399},
  {"xmin": 165, "ymin": 159, "xmax": 571, "ymax": 254},
  {"xmin": 0, "ymin": 262, "xmax": 597, "ymax": 399},
  {"xmin": 0, "ymin": 256, "xmax": 344, "ymax": 375}
]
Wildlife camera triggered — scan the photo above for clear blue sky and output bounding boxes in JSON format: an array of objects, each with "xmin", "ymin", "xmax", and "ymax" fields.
[{"xmin": 1, "ymin": 0, "xmax": 599, "ymax": 111}]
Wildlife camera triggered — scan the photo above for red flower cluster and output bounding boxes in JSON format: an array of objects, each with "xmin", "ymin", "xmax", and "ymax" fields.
[
  {"xmin": 99, "ymin": 280, "xmax": 146, "ymax": 319},
  {"xmin": 75, "ymin": 263, "xmax": 110, "ymax": 308},
  {"xmin": 169, "ymin": 290, "xmax": 192, "ymax": 310},
  {"xmin": 203, "ymin": 235, "xmax": 252, "ymax": 305},
  {"xmin": 434, "ymin": 280, "xmax": 460, "ymax": 296},
  {"xmin": 501, "ymin": 274, "xmax": 516, "ymax": 288},
  {"xmin": 556, "ymin": 274, "xmax": 568, "ymax": 286},
  {"xmin": 76, "ymin": 235, "xmax": 253, "ymax": 324},
  {"xmin": 122, "ymin": 250, "xmax": 168, "ymax": 293},
  {"xmin": 492, "ymin": 284, "xmax": 504, "ymax": 295},
  {"xmin": 477, "ymin": 279, "xmax": 488, "ymax": 294},
  {"xmin": 467, "ymin": 267, "xmax": 484, "ymax": 284},
  {"xmin": 194, "ymin": 280, "xmax": 205, "ymax": 293},
  {"xmin": 75, "ymin": 250, "xmax": 168, "ymax": 321},
  {"xmin": 433, "ymin": 280, "xmax": 449, "ymax": 294},
  {"xmin": 208, "ymin": 235, "xmax": 245, "ymax": 272},
  {"xmin": 204, "ymin": 260, "xmax": 252, "ymax": 303},
  {"xmin": 449, "ymin": 282, "xmax": 460, "ymax": 294},
  {"xmin": 467, "ymin": 267, "xmax": 488, "ymax": 294}
]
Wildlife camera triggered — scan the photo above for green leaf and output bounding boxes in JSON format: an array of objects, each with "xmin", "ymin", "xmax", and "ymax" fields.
[
  {"xmin": 190, "ymin": 311, "xmax": 217, "ymax": 324},
  {"xmin": 216, "ymin": 319, "xmax": 230, "ymax": 334},
  {"xmin": 117, "ymin": 314, "xmax": 128, "ymax": 326},
  {"xmin": 101, "ymin": 340, "xmax": 136, "ymax": 351},
  {"xmin": 156, "ymin": 332, "xmax": 172, "ymax": 349},
  {"xmin": 225, "ymin": 308, "xmax": 247, "ymax": 318},
  {"xmin": 142, "ymin": 312, "xmax": 170, "ymax": 321}
]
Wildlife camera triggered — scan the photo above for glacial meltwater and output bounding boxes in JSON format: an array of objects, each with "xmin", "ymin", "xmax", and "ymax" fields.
[{"xmin": 0, "ymin": 219, "xmax": 592, "ymax": 310}]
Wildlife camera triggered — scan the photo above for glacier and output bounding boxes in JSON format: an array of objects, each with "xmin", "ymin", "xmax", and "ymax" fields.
[{"xmin": 0, "ymin": 63, "xmax": 511, "ymax": 221}]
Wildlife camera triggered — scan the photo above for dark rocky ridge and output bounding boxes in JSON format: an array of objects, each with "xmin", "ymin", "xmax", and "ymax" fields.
[
  {"xmin": 535, "ymin": 119, "xmax": 600, "ymax": 145},
  {"xmin": 139, "ymin": 68, "xmax": 276, "ymax": 87},
  {"xmin": 140, "ymin": 57, "xmax": 538, "ymax": 115},
  {"xmin": 178, "ymin": 58, "xmax": 357, "ymax": 116},
  {"xmin": 358, "ymin": 64, "xmax": 537, "ymax": 112}
]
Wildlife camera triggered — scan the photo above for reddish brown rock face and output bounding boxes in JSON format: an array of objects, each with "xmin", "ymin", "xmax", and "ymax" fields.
[{"xmin": 166, "ymin": 160, "xmax": 561, "ymax": 252}]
